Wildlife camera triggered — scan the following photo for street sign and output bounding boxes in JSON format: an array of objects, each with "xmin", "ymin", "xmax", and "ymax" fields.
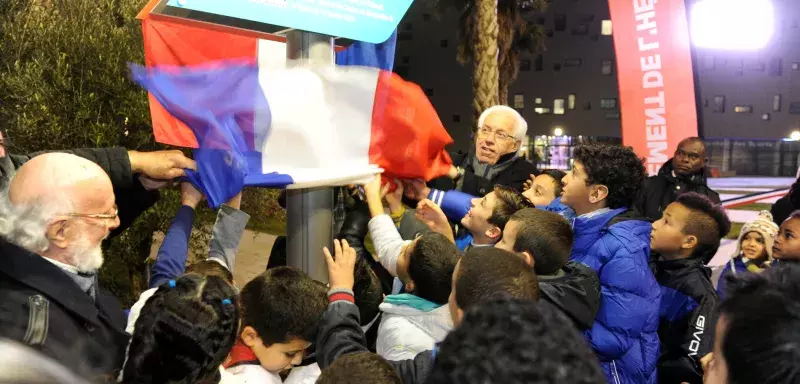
[{"xmin": 166, "ymin": 0, "xmax": 412, "ymax": 44}]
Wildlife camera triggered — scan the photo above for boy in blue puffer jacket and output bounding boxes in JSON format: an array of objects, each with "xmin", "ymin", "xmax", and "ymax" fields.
[{"xmin": 560, "ymin": 144, "xmax": 661, "ymax": 384}]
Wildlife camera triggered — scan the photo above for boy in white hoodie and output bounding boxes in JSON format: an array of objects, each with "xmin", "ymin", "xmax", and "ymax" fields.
[{"xmin": 362, "ymin": 175, "xmax": 460, "ymax": 361}]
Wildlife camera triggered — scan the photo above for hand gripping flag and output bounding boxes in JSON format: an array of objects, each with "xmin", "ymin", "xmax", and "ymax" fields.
[{"xmin": 136, "ymin": 17, "xmax": 451, "ymax": 207}]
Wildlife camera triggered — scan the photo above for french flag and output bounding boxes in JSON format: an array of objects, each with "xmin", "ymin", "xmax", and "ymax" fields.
[{"xmin": 134, "ymin": 16, "xmax": 453, "ymax": 207}]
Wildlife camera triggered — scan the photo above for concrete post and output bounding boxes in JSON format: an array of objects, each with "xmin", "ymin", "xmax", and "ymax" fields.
[{"xmin": 285, "ymin": 30, "xmax": 334, "ymax": 283}]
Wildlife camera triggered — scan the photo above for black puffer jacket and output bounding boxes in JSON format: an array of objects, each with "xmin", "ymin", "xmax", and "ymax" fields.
[
  {"xmin": 635, "ymin": 159, "xmax": 720, "ymax": 221},
  {"xmin": 539, "ymin": 262, "xmax": 601, "ymax": 331},
  {"xmin": 429, "ymin": 149, "xmax": 538, "ymax": 197},
  {"xmin": 0, "ymin": 147, "xmax": 159, "ymax": 237},
  {"xmin": 651, "ymin": 257, "xmax": 719, "ymax": 384}
]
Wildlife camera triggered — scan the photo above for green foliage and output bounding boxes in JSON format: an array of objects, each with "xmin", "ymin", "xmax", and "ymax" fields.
[
  {"xmin": 0, "ymin": 0, "xmax": 287, "ymax": 305},
  {"xmin": 0, "ymin": 0, "xmax": 173, "ymax": 304}
]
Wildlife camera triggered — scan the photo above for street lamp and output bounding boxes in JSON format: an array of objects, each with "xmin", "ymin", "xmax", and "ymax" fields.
[
  {"xmin": 790, "ymin": 130, "xmax": 800, "ymax": 141},
  {"xmin": 690, "ymin": 0, "xmax": 774, "ymax": 50},
  {"xmin": 553, "ymin": 127, "xmax": 564, "ymax": 137}
]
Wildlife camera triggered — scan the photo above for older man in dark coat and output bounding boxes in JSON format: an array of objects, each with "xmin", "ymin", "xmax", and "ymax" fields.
[{"xmin": 0, "ymin": 149, "xmax": 194, "ymax": 379}]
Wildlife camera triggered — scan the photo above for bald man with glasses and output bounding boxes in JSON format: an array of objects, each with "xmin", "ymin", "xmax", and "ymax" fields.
[{"xmin": 0, "ymin": 153, "xmax": 133, "ymax": 378}]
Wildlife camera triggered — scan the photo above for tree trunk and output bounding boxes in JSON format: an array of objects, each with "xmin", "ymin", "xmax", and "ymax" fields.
[
  {"xmin": 498, "ymin": 80, "xmax": 508, "ymax": 105},
  {"xmin": 472, "ymin": 0, "xmax": 499, "ymax": 122}
]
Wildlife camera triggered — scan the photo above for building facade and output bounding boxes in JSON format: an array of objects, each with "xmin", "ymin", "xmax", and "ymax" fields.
[{"xmin": 395, "ymin": 0, "xmax": 800, "ymax": 154}]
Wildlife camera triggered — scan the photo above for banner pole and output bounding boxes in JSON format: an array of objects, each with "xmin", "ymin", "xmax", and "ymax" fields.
[{"xmin": 285, "ymin": 30, "xmax": 334, "ymax": 283}]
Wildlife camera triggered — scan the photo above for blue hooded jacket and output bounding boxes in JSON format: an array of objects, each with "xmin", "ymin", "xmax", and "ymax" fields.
[{"xmin": 571, "ymin": 207, "xmax": 661, "ymax": 384}]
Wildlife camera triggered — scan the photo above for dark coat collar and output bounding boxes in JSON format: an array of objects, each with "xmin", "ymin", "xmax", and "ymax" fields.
[{"xmin": 0, "ymin": 240, "xmax": 112, "ymax": 328}]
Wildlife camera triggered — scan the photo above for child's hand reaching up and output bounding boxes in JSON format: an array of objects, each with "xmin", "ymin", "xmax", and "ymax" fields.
[
  {"xmin": 180, "ymin": 182, "xmax": 205, "ymax": 209},
  {"xmin": 323, "ymin": 239, "xmax": 357, "ymax": 291},
  {"xmin": 416, "ymin": 199, "xmax": 455, "ymax": 243}
]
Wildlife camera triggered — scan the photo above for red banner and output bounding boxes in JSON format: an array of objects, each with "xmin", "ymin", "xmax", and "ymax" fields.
[{"xmin": 609, "ymin": 0, "xmax": 698, "ymax": 175}]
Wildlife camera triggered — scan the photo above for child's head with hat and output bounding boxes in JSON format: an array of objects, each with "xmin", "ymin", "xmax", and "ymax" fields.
[{"xmin": 736, "ymin": 211, "xmax": 779, "ymax": 269}]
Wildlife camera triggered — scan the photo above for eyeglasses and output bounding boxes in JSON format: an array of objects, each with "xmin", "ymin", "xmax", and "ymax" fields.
[
  {"xmin": 476, "ymin": 126, "xmax": 516, "ymax": 142},
  {"xmin": 68, "ymin": 206, "xmax": 118, "ymax": 222}
]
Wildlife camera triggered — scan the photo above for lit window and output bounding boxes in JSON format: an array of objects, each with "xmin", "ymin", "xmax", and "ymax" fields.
[
  {"xmin": 734, "ymin": 105, "xmax": 753, "ymax": 113},
  {"xmin": 535, "ymin": 107, "xmax": 551, "ymax": 114},
  {"xmin": 774, "ymin": 94, "xmax": 782, "ymax": 111},
  {"xmin": 514, "ymin": 94, "xmax": 525, "ymax": 109},
  {"xmin": 568, "ymin": 94, "xmax": 576, "ymax": 110},
  {"xmin": 535, "ymin": 97, "xmax": 542, "ymax": 104},
  {"xmin": 601, "ymin": 20, "xmax": 613, "ymax": 35},
  {"xmin": 713, "ymin": 95, "xmax": 725, "ymax": 113},
  {"xmin": 554, "ymin": 99, "xmax": 565, "ymax": 115},
  {"xmin": 601, "ymin": 60, "xmax": 614, "ymax": 75},
  {"xmin": 600, "ymin": 98, "xmax": 617, "ymax": 109},
  {"xmin": 762, "ymin": 113, "xmax": 771, "ymax": 121}
]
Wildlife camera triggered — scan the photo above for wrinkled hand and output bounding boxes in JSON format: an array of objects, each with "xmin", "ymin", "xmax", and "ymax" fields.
[
  {"xmin": 138, "ymin": 175, "xmax": 177, "ymax": 191},
  {"xmin": 323, "ymin": 239, "xmax": 357, "ymax": 291},
  {"xmin": 129, "ymin": 150, "xmax": 197, "ymax": 180},
  {"xmin": 403, "ymin": 179, "xmax": 430, "ymax": 201},
  {"xmin": 180, "ymin": 182, "xmax": 205, "ymax": 208},
  {"xmin": 415, "ymin": 199, "xmax": 455, "ymax": 243}
]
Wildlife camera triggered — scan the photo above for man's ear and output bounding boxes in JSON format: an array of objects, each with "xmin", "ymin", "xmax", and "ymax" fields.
[
  {"xmin": 682, "ymin": 234, "xmax": 699, "ymax": 250},
  {"xmin": 485, "ymin": 226, "xmax": 502, "ymax": 240},
  {"xmin": 241, "ymin": 326, "xmax": 262, "ymax": 348},
  {"xmin": 589, "ymin": 185, "xmax": 609, "ymax": 204},
  {"xmin": 520, "ymin": 251, "xmax": 535, "ymax": 268},
  {"xmin": 45, "ymin": 218, "xmax": 69, "ymax": 250}
]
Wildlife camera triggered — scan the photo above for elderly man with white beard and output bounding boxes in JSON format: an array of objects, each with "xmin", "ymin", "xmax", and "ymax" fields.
[{"xmin": 0, "ymin": 153, "xmax": 127, "ymax": 379}]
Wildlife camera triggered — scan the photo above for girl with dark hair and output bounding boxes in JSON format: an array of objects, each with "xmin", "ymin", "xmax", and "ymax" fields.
[{"xmin": 120, "ymin": 274, "xmax": 240, "ymax": 384}]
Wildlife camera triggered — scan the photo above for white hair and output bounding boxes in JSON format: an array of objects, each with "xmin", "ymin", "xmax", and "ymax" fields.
[
  {"xmin": 0, "ymin": 180, "xmax": 73, "ymax": 254},
  {"xmin": 477, "ymin": 105, "xmax": 528, "ymax": 141}
]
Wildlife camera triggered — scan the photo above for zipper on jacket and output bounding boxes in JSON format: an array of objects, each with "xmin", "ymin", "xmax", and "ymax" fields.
[
  {"xmin": 610, "ymin": 360, "xmax": 622, "ymax": 384},
  {"xmin": 23, "ymin": 295, "xmax": 49, "ymax": 347}
]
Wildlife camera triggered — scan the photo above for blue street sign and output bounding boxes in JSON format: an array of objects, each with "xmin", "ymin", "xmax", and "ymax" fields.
[{"xmin": 167, "ymin": 0, "xmax": 412, "ymax": 44}]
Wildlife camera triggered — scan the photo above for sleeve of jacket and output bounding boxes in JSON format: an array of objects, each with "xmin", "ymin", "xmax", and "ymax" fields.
[
  {"xmin": 149, "ymin": 205, "xmax": 195, "ymax": 288},
  {"xmin": 505, "ymin": 160, "xmax": 538, "ymax": 192},
  {"xmin": 584, "ymin": 248, "xmax": 659, "ymax": 361},
  {"xmin": 316, "ymin": 300, "xmax": 370, "ymax": 368},
  {"xmin": 368, "ymin": 215, "xmax": 412, "ymax": 277},
  {"xmin": 207, "ymin": 204, "xmax": 250, "ymax": 273},
  {"xmin": 661, "ymin": 293, "xmax": 718, "ymax": 381},
  {"xmin": 337, "ymin": 202, "xmax": 371, "ymax": 258},
  {"xmin": 427, "ymin": 189, "xmax": 472, "ymax": 222},
  {"xmin": 316, "ymin": 299, "xmax": 431, "ymax": 384}
]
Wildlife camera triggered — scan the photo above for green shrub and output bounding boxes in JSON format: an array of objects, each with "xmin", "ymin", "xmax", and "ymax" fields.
[
  {"xmin": 0, "ymin": 0, "xmax": 170, "ymax": 305},
  {"xmin": 0, "ymin": 0, "xmax": 287, "ymax": 305}
]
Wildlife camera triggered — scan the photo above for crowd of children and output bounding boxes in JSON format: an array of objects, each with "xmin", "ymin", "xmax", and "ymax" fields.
[{"xmin": 19, "ymin": 142, "xmax": 800, "ymax": 383}]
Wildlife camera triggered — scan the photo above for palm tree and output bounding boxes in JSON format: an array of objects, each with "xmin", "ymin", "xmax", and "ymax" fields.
[{"xmin": 427, "ymin": 0, "xmax": 547, "ymax": 122}]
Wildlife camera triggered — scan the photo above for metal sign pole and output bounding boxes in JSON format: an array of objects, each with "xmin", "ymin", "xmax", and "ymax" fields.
[{"xmin": 285, "ymin": 30, "xmax": 334, "ymax": 283}]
